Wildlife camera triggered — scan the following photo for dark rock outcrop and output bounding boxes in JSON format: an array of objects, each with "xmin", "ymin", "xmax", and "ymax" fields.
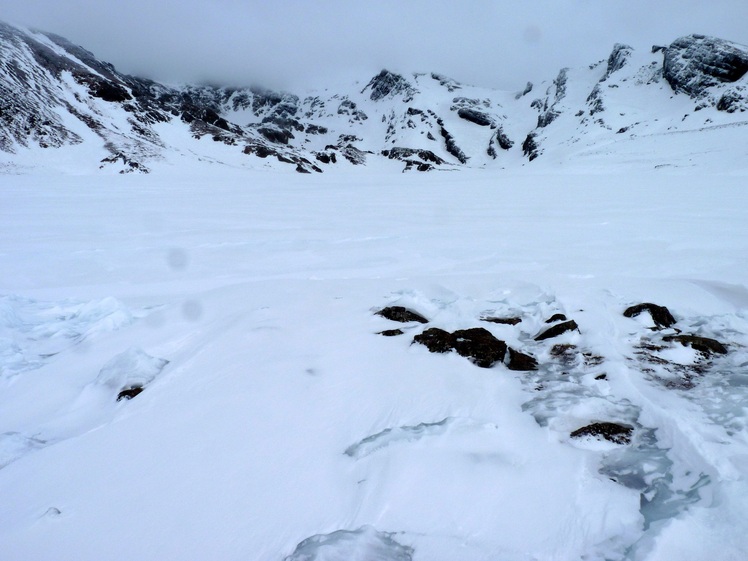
[
  {"xmin": 99, "ymin": 152, "xmax": 146, "ymax": 173},
  {"xmin": 487, "ymin": 128, "xmax": 513, "ymax": 157},
  {"xmin": 431, "ymin": 113, "xmax": 468, "ymax": 164},
  {"xmin": 624, "ymin": 303, "xmax": 676, "ymax": 329},
  {"xmin": 601, "ymin": 44, "xmax": 633, "ymax": 81},
  {"xmin": 534, "ymin": 68, "xmax": 568, "ymax": 128},
  {"xmin": 381, "ymin": 147, "xmax": 446, "ymax": 171},
  {"xmin": 587, "ymin": 84, "xmax": 605, "ymax": 116},
  {"xmin": 84, "ymin": 77, "xmax": 132, "ymax": 102},
  {"xmin": 257, "ymin": 125, "xmax": 294, "ymax": 145},
  {"xmin": 376, "ymin": 306, "xmax": 429, "ymax": 324},
  {"xmin": 716, "ymin": 89, "xmax": 747, "ymax": 112},
  {"xmin": 116, "ymin": 386, "xmax": 143, "ymax": 401},
  {"xmin": 337, "ymin": 98, "xmax": 368, "ymax": 122},
  {"xmin": 663, "ymin": 35, "xmax": 748, "ymax": 98},
  {"xmin": 456, "ymin": 108, "xmax": 493, "ymax": 127},
  {"xmin": 314, "ymin": 151, "xmax": 336, "ymax": 164},
  {"xmin": 363, "ymin": 70, "xmax": 416, "ymax": 101},
  {"xmin": 522, "ymin": 133, "xmax": 540, "ymax": 161},
  {"xmin": 570, "ymin": 422, "xmax": 633, "ymax": 445},
  {"xmin": 322, "ymin": 134, "xmax": 368, "ymax": 166}
]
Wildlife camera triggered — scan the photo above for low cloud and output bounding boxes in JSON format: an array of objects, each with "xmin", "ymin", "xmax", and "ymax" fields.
[{"xmin": 2, "ymin": 0, "xmax": 747, "ymax": 91}]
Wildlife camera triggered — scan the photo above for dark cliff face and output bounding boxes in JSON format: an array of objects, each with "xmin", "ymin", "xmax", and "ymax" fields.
[{"xmin": 663, "ymin": 35, "xmax": 748, "ymax": 97}]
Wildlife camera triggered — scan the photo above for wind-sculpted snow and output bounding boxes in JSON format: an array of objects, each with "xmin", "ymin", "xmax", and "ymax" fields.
[
  {"xmin": 0, "ymin": 432, "xmax": 45, "ymax": 469},
  {"xmin": 0, "ymin": 294, "xmax": 169, "ymax": 470},
  {"xmin": 0, "ymin": 294, "xmax": 134, "ymax": 379},
  {"xmin": 94, "ymin": 347, "xmax": 168, "ymax": 392},
  {"xmin": 286, "ymin": 526, "xmax": 413, "ymax": 561},
  {"xmin": 345, "ymin": 418, "xmax": 453, "ymax": 459}
]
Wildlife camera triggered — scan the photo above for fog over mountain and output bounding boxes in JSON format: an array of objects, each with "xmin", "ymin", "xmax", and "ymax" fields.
[{"xmin": 2, "ymin": 0, "xmax": 748, "ymax": 90}]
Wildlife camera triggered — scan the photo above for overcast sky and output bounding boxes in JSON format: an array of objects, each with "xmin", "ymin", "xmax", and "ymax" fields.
[{"xmin": 2, "ymin": 1, "xmax": 748, "ymax": 91}]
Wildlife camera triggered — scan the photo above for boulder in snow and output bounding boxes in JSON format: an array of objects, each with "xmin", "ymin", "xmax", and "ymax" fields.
[
  {"xmin": 376, "ymin": 306, "xmax": 429, "ymax": 324},
  {"xmin": 570, "ymin": 422, "xmax": 633, "ymax": 445},
  {"xmin": 623, "ymin": 303, "xmax": 676, "ymax": 329},
  {"xmin": 535, "ymin": 320, "xmax": 579, "ymax": 341}
]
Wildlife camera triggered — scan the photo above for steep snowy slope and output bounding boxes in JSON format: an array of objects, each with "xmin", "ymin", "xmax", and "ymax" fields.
[
  {"xmin": 519, "ymin": 38, "xmax": 748, "ymax": 169},
  {"xmin": 1, "ymin": 21, "xmax": 747, "ymax": 174}
]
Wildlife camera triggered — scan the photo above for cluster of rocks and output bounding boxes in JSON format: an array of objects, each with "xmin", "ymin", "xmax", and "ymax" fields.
[
  {"xmin": 381, "ymin": 147, "xmax": 446, "ymax": 172},
  {"xmin": 376, "ymin": 305, "xmax": 538, "ymax": 371},
  {"xmin": 375, "ymin": 300, "xmax": 731, "ymax": 445},
  {"xmin": 625, "ymin": 302, "xmax": 729, "ymax": 389}
]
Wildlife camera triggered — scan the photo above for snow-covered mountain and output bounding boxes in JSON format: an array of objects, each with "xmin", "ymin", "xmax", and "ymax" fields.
[
  {"xmin": 3, "ymin": 18, "xmax": 748, "ymax": 561},
  {"xmin": 1, "ymin": 20, "xmax": 747, "ymax": 174}
]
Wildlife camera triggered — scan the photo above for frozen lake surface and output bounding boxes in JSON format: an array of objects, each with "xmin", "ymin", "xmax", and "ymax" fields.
[{"xmin": 1, "ymin": 168, "xmax": 747, "ymax": 561}]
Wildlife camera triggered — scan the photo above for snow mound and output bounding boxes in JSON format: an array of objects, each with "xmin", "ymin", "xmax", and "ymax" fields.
[{"xmin": 94, "ymin": 347, "xmax": 169, "ymax": 391}]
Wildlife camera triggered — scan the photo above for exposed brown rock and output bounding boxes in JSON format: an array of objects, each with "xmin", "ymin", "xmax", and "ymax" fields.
[
  {"xmin": 412, "ymin": 326, "xmax": 536, "ymax": 370},
  {"xmin": 570, "ymin": 422, "xmax": 633, "ymax": 445},
  {"xmin": 376, "ymin": 306, "xmax": 428, "ymax": 324},
  {"xmin": 545, "ymin": 313, "xmax": 567, "ymax": 323},
  {"xmin": 117, "ymin": 386, "xmax": 143, "ymax": 401},
  {"xmin": 506, "ymin": 348, "xmax": 538, "ymax": 371},
  {"xmin": 663, "ymin": 334, "xmax": 727, "ymax": 355},
  {"xmin": 535, "ymin": 320, "xmax": 579, "ymax": 341},
  {"xmin": 413, "ymin": 328, "xmax": 453, "ymax": 353},
  {"xmin": 624, "ymin": 303, "xmax": 676, "ymax": 329},
  {"xmin": 451, "ymin": 328, "xmax": 507, "ymax": 368}
]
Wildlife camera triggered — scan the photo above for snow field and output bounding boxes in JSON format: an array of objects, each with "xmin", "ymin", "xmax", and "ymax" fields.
[{"xmin": 1, "ymin": 168, "xmax": 747, "ymax": 560}]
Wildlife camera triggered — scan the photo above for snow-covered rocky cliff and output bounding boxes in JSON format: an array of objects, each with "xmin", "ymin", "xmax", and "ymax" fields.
[{"xmin": 1, "ymin": 21, "xmax": 748, "ymax": 174}]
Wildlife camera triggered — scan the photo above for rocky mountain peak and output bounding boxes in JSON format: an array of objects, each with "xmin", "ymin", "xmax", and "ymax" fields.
[
  {"xmin": 662, "ymin": 34, "xmax": 748, "ymax": 97},
  {"xmin": 601, "ymin": 43, "xmax": 633, "ymax": 81},
  {"xmin": 362, "ymin": 69, "xmax": 416, "ymax": 101}
]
